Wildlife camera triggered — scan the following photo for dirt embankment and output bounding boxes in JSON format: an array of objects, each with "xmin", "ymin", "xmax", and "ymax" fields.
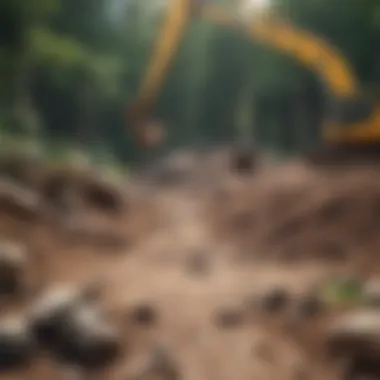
[{"xmin": 207, "ymin": 162, "xmax": 380, "ymax": 270}]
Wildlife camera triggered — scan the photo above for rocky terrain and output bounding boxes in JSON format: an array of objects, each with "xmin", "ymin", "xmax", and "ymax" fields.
[{"xmin": 0, "ymin": 150, "xmax": 380, "ymax": 380}]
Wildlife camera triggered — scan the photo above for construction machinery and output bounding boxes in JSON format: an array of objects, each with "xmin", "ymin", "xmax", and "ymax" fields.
[{"xmin": 126, "ymin": 0, "xmax": 380, "ymax": 159}]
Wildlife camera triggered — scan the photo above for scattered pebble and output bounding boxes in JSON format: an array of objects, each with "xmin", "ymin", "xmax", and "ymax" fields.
[
  {"xmin": 291, "ymin": 294, "xmax": 324, "ymax": 321},
  {"xmin": 230, "ymin": 147, "xmax": 256, "ymax": 174},
  {"xmin": 130, "ymin": 303, "xmax": 157, "ymax": 326},
  {"xmin": 259, "ymin": 287, "xmax": 291, "ymax": 314}
]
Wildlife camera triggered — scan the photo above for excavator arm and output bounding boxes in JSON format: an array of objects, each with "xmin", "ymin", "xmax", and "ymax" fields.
[
  {"xmin": 127, "ymin": 0, "xmax": 192, "ymax": 132},
  {"xmin": 128, "ymin": 0, "xmax": 380, "ymax": 147}
]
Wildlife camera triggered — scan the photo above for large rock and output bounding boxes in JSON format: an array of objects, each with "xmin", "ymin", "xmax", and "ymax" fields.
[
  {"xmin": 0, "ymin": 315, "xmax": 34, "ymax": 371},
  {"xmin": 51, "ymin": 303, "xmax": 121, "ymax": 369},
  {"xmin": 30, "ymin": 286, "xmax": 87, "ymax": 348},
  {"xmin": 326, "ymin": 310, "xmax": 380, "ymax": 358},
  {"xmin": 30, "ymin": 285, "xmax": 120, "ymax": 369}
]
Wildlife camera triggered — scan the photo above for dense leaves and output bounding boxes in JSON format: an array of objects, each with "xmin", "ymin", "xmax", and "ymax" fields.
[{"xmin": 0, "ymin": 0, "xmax": 378, "ymax": 163}]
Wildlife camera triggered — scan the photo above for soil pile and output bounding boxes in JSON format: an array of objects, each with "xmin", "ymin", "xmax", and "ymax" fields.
[{"xmin": 207, "ymin": 161, "xmax": 380, "ymax": 266}]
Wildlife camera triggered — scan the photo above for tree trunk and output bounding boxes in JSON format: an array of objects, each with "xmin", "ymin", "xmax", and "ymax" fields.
[
  {"xmin": 11, "ymin": 36, "xmax": 39, "ymax": 137},
  {"xmin": 76, "ymin": 72, "xmax": 96, "ymax": 151}
]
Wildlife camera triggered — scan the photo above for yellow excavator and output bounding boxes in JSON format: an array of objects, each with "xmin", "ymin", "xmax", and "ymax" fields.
[{"xmin": 126, "ymin": 0, "xmax": 380, "ymax": 161}]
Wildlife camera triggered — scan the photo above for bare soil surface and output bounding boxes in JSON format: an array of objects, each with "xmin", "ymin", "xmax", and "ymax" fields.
[{"xmin": 1, "ymin": 153, "xmax": 380, "ymax": 380}]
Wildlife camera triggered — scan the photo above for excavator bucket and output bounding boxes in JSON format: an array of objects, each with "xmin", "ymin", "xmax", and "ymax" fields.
[{"xmin": 125, "ymin": 102, "xmax": 166, "ymax": 149}]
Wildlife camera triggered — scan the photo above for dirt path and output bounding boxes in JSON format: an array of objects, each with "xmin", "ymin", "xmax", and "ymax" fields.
[{"xmin": 0, "ymin": 166, "xmax": 364, "ymax": 380}]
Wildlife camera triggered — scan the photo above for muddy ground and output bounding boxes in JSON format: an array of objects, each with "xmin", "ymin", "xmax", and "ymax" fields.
[{"xmin": 1, "ymin": 151, "xmax": 380, "ymax": 380}]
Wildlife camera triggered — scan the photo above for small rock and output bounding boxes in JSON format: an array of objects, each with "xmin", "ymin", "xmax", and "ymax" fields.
[
  {"xmin": 214, "ymin": 307, "xmax": 245, "ymax": 328},
  {"xmin": 292, "ymin": 294, "xmax": 324, "ymax": 321},
  {"xmin": 230, "ymin": 147, "xmax": 256, "ymax": 174},
  {"xmin": 130, "ymin": 303, "xmax": 157, "ymax": 326},
  {"xmin": 0, "ymin": 241, "xmax": 28, "ymax": 295},
  {"xmin": 259, "ymin": 287, "xmax": 291, "ymax": 314},
  {"xmin": 185, "ymin": 251, "xmax": 210, "ymax": 276},
  {"xmin": 0, "ymin": 315, "xmax": 34, "ymax": 370}
]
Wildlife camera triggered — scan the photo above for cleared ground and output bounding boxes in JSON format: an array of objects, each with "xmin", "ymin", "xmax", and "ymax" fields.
[{"xmin": 1, "ymin": 153, "xmax": 379, "ymax": 380}]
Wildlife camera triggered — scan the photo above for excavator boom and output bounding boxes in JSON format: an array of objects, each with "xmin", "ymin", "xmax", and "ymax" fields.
[{"xmin": 127, "ymin": 0, "xmax": 380, "ymax": 153}]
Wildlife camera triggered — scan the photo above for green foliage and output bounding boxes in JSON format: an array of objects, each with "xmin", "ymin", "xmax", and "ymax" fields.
[
  {"xmin": 320, "ymin": 276, "xmax": 364, "ymax": 307},
  {"xmin": 1, "ymin": 0, "xmax": 379, "ymax": 163},
  {"xmin": 30, "ymin": 27, "xmax": 86, "ymax": 68}
]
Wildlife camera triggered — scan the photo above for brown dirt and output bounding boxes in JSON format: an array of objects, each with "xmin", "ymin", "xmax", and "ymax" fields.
[
  {"xmin": 207, "ymin": 161, "xmax": 380, "ymax": 271},
  {"xmin": 1, "ymin": 157, "xmax": 380, "ymax": 379}
]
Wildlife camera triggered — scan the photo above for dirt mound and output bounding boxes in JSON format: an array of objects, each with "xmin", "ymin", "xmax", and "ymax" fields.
[
  {"xmin": 0, "ymin": 151, "xmax": 130, "ymax": 221},
  {"xmin": 40, "ymin": 165, "xmax": 127, "ymax": 215},
  {"xmin": 207, "ymin": 161, "xmax": 380, "ymax": 266},
  {"xmin": 0, "ymin": 153, "xmax": 159, "ymax": 255}
]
